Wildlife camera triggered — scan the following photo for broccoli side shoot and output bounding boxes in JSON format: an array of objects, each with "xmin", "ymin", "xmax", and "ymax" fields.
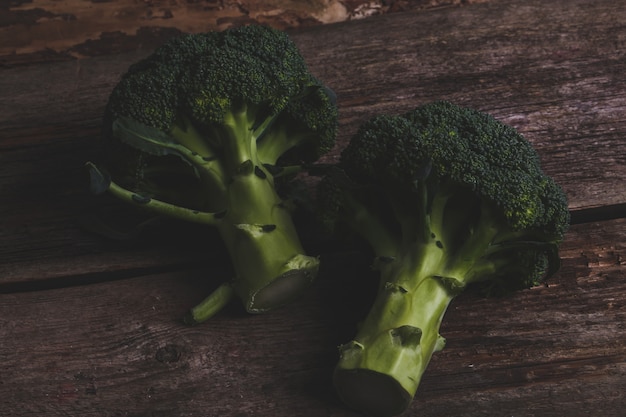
[
  {"xmin": 86, "ymin": 25, "xmax": 338, "ymax": 323},
  {"xmin": 318, "ymin": 101, "xmax": 569, "ymax": 417}
]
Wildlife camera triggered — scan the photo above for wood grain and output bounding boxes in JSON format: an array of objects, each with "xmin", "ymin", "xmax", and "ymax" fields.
[
  {"xmin": 0, "ymin": 0, "xmax": 452, "ymax": 66},
  {"xmin": 0, "ymin": 219, "xmax": 624, "ymax": 417}
]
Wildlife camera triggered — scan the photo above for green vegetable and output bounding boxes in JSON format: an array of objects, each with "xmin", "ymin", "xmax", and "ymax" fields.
[
  {"xmin": 317, "ymin": 101, "xmax": 569, "ymax": 416},
  {"xmin": 86, "ymin": 25, "xmax": 338, "ymax": 322}
]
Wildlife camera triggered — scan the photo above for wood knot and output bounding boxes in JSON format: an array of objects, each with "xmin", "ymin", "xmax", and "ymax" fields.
[{"xmin": 155, "ymin": 344, "xmax": 181, "ymax": 364}]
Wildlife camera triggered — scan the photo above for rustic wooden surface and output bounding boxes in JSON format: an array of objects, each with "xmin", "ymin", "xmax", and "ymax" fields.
[
  {"xmin": 1, "ymin": 0, "xmax": 625, "ymax": 416},
  {"xmin": 1, "ymin": 0, "xmax": 478, "ymax": 66}
]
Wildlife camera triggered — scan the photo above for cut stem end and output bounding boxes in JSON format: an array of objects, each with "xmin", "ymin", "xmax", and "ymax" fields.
[
  {"xmin": 334, "ymin": 368, "xmax": 412, "ymax": 417},
  {"xmin": 244, "ymin": 254, "xmax": 319, "ymax": 313}
]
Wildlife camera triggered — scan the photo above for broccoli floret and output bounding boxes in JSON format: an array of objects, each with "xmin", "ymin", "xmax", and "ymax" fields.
[
  {"xmin": 318, "ymin": 101, "xmax": 569, "ymax": 417},
  {"xmin": 86, "ymin": 25, "xmax": 338, "ymax": 323}
]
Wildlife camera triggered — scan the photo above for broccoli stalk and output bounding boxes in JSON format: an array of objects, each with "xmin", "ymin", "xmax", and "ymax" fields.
[
  {"xmin": 87, "ymin": 113, "xmax": 315, "ymax": 315},
  {"xmin": 318, "ymin": 102, "xmax": 569, "ymax": 416},
  {"xmin": 87, "ymin": 25, "xmax": 338, "ymax": 322}
]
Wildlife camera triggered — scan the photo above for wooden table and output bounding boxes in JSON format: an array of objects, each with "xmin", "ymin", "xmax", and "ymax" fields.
[{"xmin": 1, "ymin": 0, "xmax": 624, "ymax": 416}]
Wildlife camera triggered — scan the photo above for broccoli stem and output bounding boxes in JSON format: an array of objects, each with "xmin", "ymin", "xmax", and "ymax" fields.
[
  {"xmin": 99, "ymin": 167, "xmax": 319, "ymax": 315},
  {"xmin": 257, "ymin": 127, "xmax": 315, "ymax": 166},
  {"xmin": 105, "ymin": 179, "xmax": 222, "ymax": 225},
  {"xmin": 100, "ymin": 106, "xmax": 321, "ymax": 317},
  {"xmin": 184, "ymin": 282, "xmax": 236, "ymax": 325},
  {"xmin": 87, "ymin": 156, "xmax": 319, "ymax": 317},
  {"xmin": 215, "ymin": 166, "xmax": 319, "ymax": 313},
  {"xmin": 196, "ymin": 105, "xmax": 320, "ymax": 313},
  {"xmin": 333, "ymin": 241, "xmax": 454, "ymax": 417},
  {"xmin": 332, "ymin": 189, "xmax": 512, "ymax": 416}
]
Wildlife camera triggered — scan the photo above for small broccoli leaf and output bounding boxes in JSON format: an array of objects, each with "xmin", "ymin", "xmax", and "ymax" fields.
[
  {"xmin": 112, "ymin": 117, "xmax": 177, "ymax": 157},
  {"xmin": 85, "ymin": 162, "xmax": 111, "ymax": 195},
  {"xmin": 112, "ymin": 117, "xmax": 207, "ymax": 178}
]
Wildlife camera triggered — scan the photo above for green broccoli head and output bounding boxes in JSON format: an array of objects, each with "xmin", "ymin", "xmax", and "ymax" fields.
[
  {"xmin": 88, "ymin": 25, "xmax": 338, "ymax": 322},
  {"xmin": 107, "ymin": 25, "xmax": 317, "ymax": 128},
  {"xmin": 320, "ymin": 101, "xmax": 569, "ymax": 416}
]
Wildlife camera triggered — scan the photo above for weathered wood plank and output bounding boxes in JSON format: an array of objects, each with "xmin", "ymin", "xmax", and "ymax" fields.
[
  {"xmin": 0, "ymin": 0, "xmax": 467, "ymax": 66},
  {"xmin": 0, "ymin": 218, "xmax": 624, "ymax": 416}
]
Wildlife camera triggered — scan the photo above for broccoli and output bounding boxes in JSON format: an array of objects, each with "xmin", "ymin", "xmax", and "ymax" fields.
[
  {"xmin": 86, "ymin": 25, "xmax": 338, "ymax": 323},
  {"xmin": 317, "ymin": 101, "xmax": 569, "ymax": 417}
]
